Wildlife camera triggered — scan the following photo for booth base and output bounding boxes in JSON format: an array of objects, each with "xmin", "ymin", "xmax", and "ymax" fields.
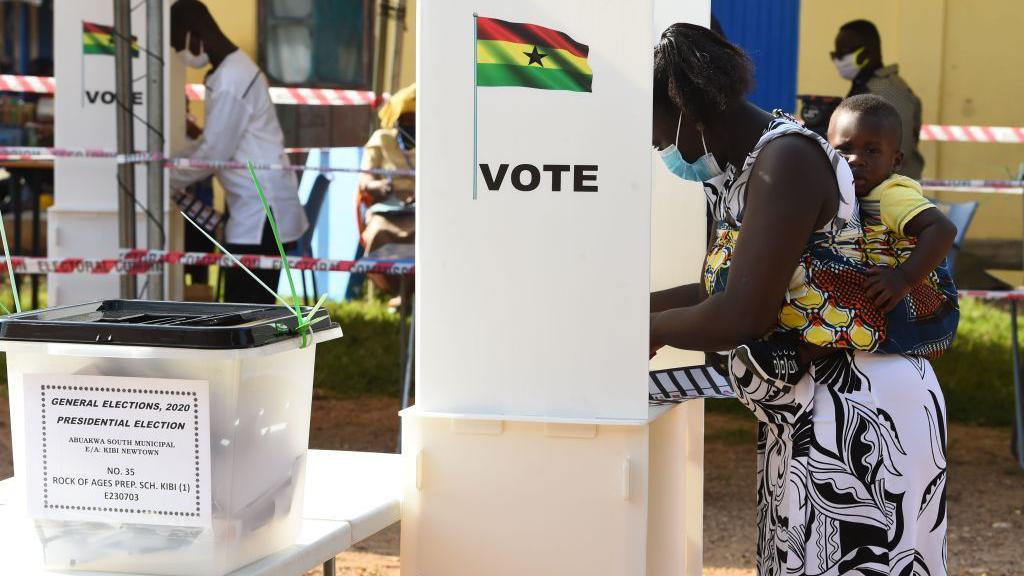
[{"xmin": 399, "ymin": 402, "xmax": 704, "ymax": 576}]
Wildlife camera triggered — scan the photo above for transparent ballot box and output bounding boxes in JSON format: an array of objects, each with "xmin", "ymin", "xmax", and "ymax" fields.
[{"xmin": 0, "ymin": 300, "xmax": 341, "ymax": 575}]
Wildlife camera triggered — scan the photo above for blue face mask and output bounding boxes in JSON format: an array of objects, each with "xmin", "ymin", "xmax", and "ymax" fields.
[{"xmin": 658, "ymin": 112, "xmax": 724, "ymax": 182}]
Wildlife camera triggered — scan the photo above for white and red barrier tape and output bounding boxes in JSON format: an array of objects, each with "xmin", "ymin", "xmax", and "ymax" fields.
[
  {"xmin": 11, "ymin": 146, "xmax": 1024, "ymax": 190},
  {"xmin": 1, "ymin": 74, "xmax": 377, "ymax": 107},
  {"xmin": 0, "ymin": 74, "xmax": 55, "ymax": 94},
  {"xmin": 0, "ymin": 154, "xmax": 52, "ymax": 162},
  {"xmin": 165, "ymin": 155, "xmax": 412, "ymax": 176},
  {"xmin": 959, "ymin": 290, "xmax": 1024, "ymax": 301},
  {"xmin": 0, "ymin": 146, "xmax": 414, "ymax": 177},
  {"xmin": 6, "ymin": 254, "xmax": 1021, "ymax": 296},
  {"xmin": 922, "ymin": 179, "xmax": 1024, "ymax": 193},
  {"xmin": 184, "ymin": 84, "xmax": 378, "ymax": 107},
  {"xmin": 0, "ymin": 250, "xmax": 413, "ymax": 276},
  {"xmin": 4, "ymin": 73, "xmax": 1023, "ymax": 143},
  {"xmin": 7, "ymin": 75, "xmax": 1024, "ymax": 139},
  {"xmin": 16, "ymin": 146, "xmax": 1024, "ymax": 191},
  {"xmin": 920, "ymin": 125, "xmax": 1024, "ymax": 144}
]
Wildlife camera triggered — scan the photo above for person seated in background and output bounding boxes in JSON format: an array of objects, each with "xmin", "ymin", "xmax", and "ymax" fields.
[
  {"xmin": 832, "ymin": 19, "xmax": 924, "ymax": 179},
  {"xmin": 735, "ymin": 94, "xmax": 957, "ymax": 385},
  {"xmin": 358, "ymin": 83, "xmax": 416, "ymax": 297}
]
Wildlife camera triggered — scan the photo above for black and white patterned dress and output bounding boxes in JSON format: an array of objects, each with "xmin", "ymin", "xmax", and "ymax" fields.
[{"xmin": 707, "ymin": 114, "xmax": 948, "ymax": 575}]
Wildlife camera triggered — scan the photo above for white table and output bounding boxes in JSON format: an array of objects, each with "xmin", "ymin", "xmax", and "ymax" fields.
[{"xmin": 0, "ymin": 450, "xmax": 403, "ymax": 576}]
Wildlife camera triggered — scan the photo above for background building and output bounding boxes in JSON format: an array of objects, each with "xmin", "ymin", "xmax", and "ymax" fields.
[
  {"xmin": 720, "ymin": 0, "xmax": 1023, "ymax": 246},
  {"xmin": 195, "ymin": 0, "xmax": 416, "ymax": 150},
  {"xmin": 0, "ymin": 0, "xmax": 1019, "ymax": 264}
]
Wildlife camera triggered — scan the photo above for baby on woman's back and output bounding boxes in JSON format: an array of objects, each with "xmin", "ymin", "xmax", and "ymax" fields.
[{"xmin": 734, "ymin": 94, "xmax": 957, "ymax": 386}]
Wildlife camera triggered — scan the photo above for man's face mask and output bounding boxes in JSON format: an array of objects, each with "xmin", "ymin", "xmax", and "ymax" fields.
[
  {"xmin": 658, "ymin": 112, "xmax": 724, "ymax": 183},
  {"xmin": 832, "ymin": 46, "xmax": 866, "ymax": 80},
  {"xmin": 178, "ymin": 31, "xmax": 210, "ymax": 69}
]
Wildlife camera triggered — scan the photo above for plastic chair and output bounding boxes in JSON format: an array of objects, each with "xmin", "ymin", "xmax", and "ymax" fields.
[
  {"xmin": 355, "ymin": 185, "xmax": 373, "ymax": 248},
  {"xmin": 937, "ymin": 200, "xmax": 979, "ymax": 276},
  {"xmin": 289, "ymin": 174, "xmax": 330, "ymax": 305}
]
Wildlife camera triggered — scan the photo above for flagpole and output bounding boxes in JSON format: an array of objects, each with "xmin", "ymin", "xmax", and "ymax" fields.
[{"xmin": 472, "ymin": 12, "xmax": 479, "ymax": 200}]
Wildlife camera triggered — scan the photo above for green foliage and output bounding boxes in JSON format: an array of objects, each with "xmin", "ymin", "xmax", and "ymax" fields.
[
  {"xmin": 933, "ymin": 298, "xmax": 1018, "ymax": 427},
  {"xmin": 0, "ymin": 285, "xmax": 42, "ymax": 317},
  {"xmin": 313, "ymin": 299, "xmax": 404, "ymax": 398},
  {"xmin": 0, "ymin": 297, "xmax": 1018, "ymax": 426}
]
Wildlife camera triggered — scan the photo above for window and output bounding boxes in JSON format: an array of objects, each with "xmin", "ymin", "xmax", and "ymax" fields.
[{"xmin": 259, "ymin": 0, "xmax": 373, "ymax": 89}]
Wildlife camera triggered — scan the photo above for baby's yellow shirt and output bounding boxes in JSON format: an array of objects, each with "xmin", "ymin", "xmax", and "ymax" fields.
[{"xmin": 859, "ymin": 174, "xmax": 933, "ymax": 236}]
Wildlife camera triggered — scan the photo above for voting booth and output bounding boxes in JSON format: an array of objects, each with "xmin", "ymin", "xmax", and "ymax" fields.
[
  {"xmin": 402, "ymin": 1, "xmax": 711, "ymax": 574},
  {"xmin": 51, "ymin": 1, "xmax": 185, "ymax": 305}
]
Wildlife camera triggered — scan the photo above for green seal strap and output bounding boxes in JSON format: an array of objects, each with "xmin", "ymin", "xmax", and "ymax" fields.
[
  {"xmin": 247, "ymin": 161, "xmax": 315, "ymax": 348},
  {"xmin": 178, "ymin": 162, "xmax": 331, "ymax": 349}
]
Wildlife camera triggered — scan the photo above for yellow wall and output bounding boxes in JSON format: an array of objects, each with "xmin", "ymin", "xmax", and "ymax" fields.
[
  {"xmin": 184, "ymin": 1, "xmax": 258, "ymax": 212},
  {"xmin": 186, "ymin": 0, "xmax": 258, "ymax": 108},
  {"xmin": 392, "ymin": 0, "xmax": 416, "ymax": 89},
  {"xmin": 799, "ymin": 0, "xmax": 1024, "ymax": 240},
  {"xmin": 183, "ymin": 0, "xmax": 416, "ymax": 207}
]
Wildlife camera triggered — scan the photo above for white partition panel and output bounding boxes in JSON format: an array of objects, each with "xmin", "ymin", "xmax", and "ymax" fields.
[
  {"xmin": 401, "ymin": 404, "xmax": 706, "ymax": 576},
  {"xmin": 52, "ymin": 1, "xmax": 183, "ymax": 304},
  {"xmin": 649, "ymin": 158, "xmax": 708, "ymax": 371},
  {"xmin": 418, "ymin": 0, "xmax": 709, "ymax": 421}
]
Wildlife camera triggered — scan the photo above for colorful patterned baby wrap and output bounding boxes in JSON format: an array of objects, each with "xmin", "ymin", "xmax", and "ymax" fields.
[{"xmin": 700, "ymin": 112, "xmax": 959, "ymax": 359}]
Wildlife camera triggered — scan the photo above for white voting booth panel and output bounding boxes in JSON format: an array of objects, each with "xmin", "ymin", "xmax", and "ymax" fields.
[
  {"xmin": 2, "ymin": 329, "xmax": 341, "ymax": 576},
  {"xmin": 405, "ymin": 0, "xmax": 711, "ymax": 574},
  {"xmin": 46, "ymin": 208, "xmax": 170, "ymax": 303},
  {"xmin": 650, "ymin": 156, "xmax": 708, "ymax": 371},
  {"xmin": 419, "ymin": 1, "xmax": 653, "ymax": 422},
  {"xmin": 417, "ymin": 0, "xmax": 709, "ymax": 420},
  {"xmin": 52, "ymin": 1, "xmax": 185, "ymax": 304},
  {"xmin": 401, "ymin": 404, "xmax": 704, "ymax": 576}
]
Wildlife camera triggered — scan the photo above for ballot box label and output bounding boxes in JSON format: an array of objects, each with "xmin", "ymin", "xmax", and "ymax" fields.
[{"xmin": 22, "ymin": 374, "xmax": 212, "ymax": 528}]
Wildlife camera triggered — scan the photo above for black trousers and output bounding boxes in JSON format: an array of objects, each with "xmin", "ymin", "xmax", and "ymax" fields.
[
  {"xmin": 184, "ymin": 219, "xmax": 213, "ymax": 284},
  {"xmin": 223, "ymin": 220, "xmax": 296, "ymax": 305}
]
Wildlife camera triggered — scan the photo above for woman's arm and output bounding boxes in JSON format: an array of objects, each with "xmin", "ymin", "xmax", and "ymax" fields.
[
  {"xmin": 358, "ymin": 176, "xmax": 391, "ymax": 199},
  {"xmin": 651, "ymin": 283, "xmax": 707, "ymax": 313},
  {"xmin": 357, "ymin": 141, "xmax": 391, "ymax": 201},
  {"xmin": 650, "ymin": 135, "xmax": 839, "ymax": 352}
]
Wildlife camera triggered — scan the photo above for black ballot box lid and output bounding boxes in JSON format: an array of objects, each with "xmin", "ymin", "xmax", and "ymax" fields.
[{"xmin": 0, "ymin": 300, "xmax": 337, "ymax": 349}]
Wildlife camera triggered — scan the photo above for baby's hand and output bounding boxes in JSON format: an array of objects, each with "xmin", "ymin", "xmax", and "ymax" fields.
[{"xmin": 863, "ymin": 266, "xmax": 910, "ymax": 314}]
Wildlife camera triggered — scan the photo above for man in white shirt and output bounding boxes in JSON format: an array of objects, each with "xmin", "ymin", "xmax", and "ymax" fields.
[
  {"xmin": 832, "ymin": 19, "xmax": 924, "ymax": 179},
  {"xmin": 170, "ymin": 0, "xmax": 307, "ymax": 303}
]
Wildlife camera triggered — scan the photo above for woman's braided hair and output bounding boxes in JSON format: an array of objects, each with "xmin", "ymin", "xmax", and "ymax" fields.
[{"xmin": 654, "ymin": 23, "xmax": 754, "ymax": 124}]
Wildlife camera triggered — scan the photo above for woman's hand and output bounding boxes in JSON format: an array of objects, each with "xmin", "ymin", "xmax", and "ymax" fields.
[
  {"xmin": 361, "ymin": 179, "xmax": 393, "ymax": 202},
  {"xmin": 864, "ymin": 266, "xmax": 910, "ymax": 314},
  {"xmin": 649, "ymin": 312, "xmax": 665, "ymax": 358}
]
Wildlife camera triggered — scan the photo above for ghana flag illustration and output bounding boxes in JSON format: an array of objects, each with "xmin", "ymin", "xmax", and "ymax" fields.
[
  {"xmin": 475, "ymin": 16, "xmax": 592, "ymax": 93},
  {"xmin": 83, "ymin": 21, "xmax": 140, "ymax": 57}
]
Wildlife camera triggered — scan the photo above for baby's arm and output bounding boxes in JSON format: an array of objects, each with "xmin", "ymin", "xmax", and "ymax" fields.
[{"xmin": 864, "ymin": 207, "xmax": 957, "ymax": 312}]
